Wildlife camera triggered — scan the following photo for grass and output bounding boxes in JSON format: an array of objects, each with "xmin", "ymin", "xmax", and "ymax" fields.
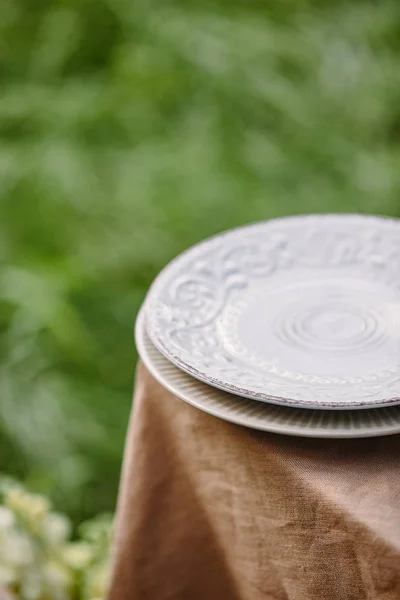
[{"xmin": 1, "ymin": 0, "xmax": 400, "ymax": 523}]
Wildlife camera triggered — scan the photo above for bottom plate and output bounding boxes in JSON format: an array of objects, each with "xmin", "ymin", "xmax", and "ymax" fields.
[{"xmin": 136, "ymin": 308, "xmax": 400, "ymax": 438}]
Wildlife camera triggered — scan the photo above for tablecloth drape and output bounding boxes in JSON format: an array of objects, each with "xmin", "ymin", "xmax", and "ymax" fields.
[{"xmin": 108, "ymin": 362, "xmax": 400, "ymax": 600}]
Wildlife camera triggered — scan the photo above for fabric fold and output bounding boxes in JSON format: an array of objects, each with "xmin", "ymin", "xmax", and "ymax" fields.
[{"xmin": 108, "ymin": 363, "xmax": 400, "ymax": 600}]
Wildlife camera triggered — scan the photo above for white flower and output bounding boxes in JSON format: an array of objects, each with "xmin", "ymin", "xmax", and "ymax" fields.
[
  {"xmin": 84, "ymin": 562, "xmax": 110, "ymax": 599},
  {"xmin": 62, "ymin": 541, "xmax": 93, "ymax": 570},
  {"xmin": 41, "ymin": 559, "xmax": 72, "ymax": 600},
  {"xmin": 5, "ymin": 488, "xmax": 50, "ymax": 528},
  {"xmin": 42, "ymin": 512, "xmax": 71, "ymax": 546},
  {"xmin": 19, "ymin": 568, "xmax": 42, "ymax": 600},
  {"xmin": 0, "ymin": 507, "xmax": 14, "ymax": 530},
  {"xmin": 0, "ymin": 564, "xmax": 16, "ymax": 586},
  {"xmin": 0, "ymin": 529, "xmax": 34, "ymax": 566},
  {"xmin": 19, "ymin": 560, "xmax": 72, "ymax": 600},
  {"xmin": 0, "ymin": 482, "xmax": 112, "ymax": 600}
]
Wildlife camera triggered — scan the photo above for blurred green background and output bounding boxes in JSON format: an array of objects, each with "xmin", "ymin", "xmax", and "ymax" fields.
[{"xmin": 1, "ymin": 0, "xmax": 400, "ymax": 524}]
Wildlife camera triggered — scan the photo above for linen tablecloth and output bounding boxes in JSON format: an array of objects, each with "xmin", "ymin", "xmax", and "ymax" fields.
[{"xmin": 108, "ymin": 362, "xmax": 400, "ymax": 600}]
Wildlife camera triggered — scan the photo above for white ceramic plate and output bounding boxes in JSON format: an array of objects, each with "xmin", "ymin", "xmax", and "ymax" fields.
[
  {"xmin": 136, "ymin": 308, "xmax": 400, "ymax": 438},
  {"xmin": 145, "ymin": 215, "xmax": 400, "ymax": 410}
]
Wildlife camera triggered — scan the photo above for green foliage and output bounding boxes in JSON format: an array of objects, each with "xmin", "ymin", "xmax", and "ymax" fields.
[{"xmin": 1, "ymin": 0, "xmax": 400, "ymax": 522}]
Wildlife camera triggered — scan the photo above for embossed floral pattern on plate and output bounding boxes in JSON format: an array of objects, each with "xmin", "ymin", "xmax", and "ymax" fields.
[{"xmin": 145, "ymin": 215, "xmax": 400, "ymax": 409}]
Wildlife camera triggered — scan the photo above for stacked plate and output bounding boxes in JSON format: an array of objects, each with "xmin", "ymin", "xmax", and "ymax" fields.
[{"xmin": 136, "ymin": 214, "xmax": 400, "ymax": 438}]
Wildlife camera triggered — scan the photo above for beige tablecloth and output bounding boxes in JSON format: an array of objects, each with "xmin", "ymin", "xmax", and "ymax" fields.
[{"xmin": 108, "ymin": 362, "xmax": 400, "ymax": 600}]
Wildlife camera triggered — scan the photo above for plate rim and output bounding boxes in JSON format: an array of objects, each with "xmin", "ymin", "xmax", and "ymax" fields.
[
  {"xmin": 145, "ymin": 213, "xmax": 400, "ymax": 410},
  {"xmin": 136, "ymin": 307, "xmax": 400, "ymax": 438}
]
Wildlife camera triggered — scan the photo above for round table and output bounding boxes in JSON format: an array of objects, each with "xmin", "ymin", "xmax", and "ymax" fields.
[{"xmin": 108, "ymin": 362, "xmax": 400, "ymax": 600}]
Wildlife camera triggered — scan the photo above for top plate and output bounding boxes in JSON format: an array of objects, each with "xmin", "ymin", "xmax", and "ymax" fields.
[{"xmin": 145, "ymin": 214, "xmax": 400, "ymax": 409}]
